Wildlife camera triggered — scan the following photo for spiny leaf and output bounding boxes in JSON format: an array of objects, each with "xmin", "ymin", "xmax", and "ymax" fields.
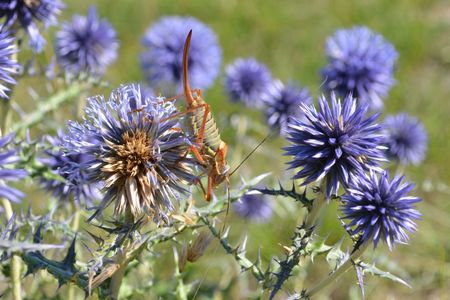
[
  {"xmin": 253, "ymin": 181, "xmax": 312, "ymax": 208},
  {"xmin": 357, "ymin": 261, "xmax": 411, "ymax": 288}
]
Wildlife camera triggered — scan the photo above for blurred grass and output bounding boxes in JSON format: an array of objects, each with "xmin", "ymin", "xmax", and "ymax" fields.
[{"xmin": 10, "ymin": 0, "xmax": 450, "ymax": 299}]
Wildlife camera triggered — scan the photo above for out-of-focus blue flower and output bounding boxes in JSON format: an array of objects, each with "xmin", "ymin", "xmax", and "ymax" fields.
[
  {"xmin": 0, "ymin": 0, "xmax": 64, "ymax": 53},
  {"xmin": 262, "ymin": 80, "xmax": 311, "ymax": 134},
  {"xmin": 40, "ymin": 132, "xmax": 100, "ymax": 205},
  {"xmin": 62, "ymin": 84, "xmax": 198, "ymax": 222},
  {"xmin": 321, "ymin": 26, "xmax": 398, "ymax": 110},
  {"xmin": 224, "ymin": 58, "xmax": 272, "ymax": 108},
  {"xmin": 234, "ymin": 192, "xmax": 273, "ymax": 223},
  {"xmin": 0, "ymin": 31, "xmax": 19, "ymax": 100},
  {"xmin": 383, "ymin": 113, "xmax": 427, "ymax": 166},
  {"xmin": 55, "ymin": 7, "xmax": 118, "ymax": 77},
  {"xmin": 140, "ymin": 16, "xmax": 221, "ymax": 93},
  {"xmin": 284, "ymin": 93, "xmax": 386, "ymax": 199},
  {"xmin": 341, "ymin": 171, "xmax": 421, "ymax": 249},
  {"xmin": 0, "ymin": 134, "xmax": 27, "ymax": 203}
]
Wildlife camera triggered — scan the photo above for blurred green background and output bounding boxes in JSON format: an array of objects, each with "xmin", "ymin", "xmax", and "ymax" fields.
[{"xmin": 13, "ymin": 0, "xmax": 450, "ymax": 299}]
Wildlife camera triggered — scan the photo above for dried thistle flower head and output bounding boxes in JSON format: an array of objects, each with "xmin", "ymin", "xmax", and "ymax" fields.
[
  {"xmin": 179, "ymin": 231, "xmax": 211, "ymax": 272},
  {"xmin": 186, "ymin": 231, "xmax": 211, "ymax": 263},
  {"xmin": 63, "ymin": 84, "xmax": 199, "ymax": 222}
]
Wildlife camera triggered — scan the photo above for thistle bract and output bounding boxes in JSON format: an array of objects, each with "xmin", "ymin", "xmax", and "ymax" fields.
[
  {"xmin": 262, "ymin": 80, "xmax": 311, "ymax": 135},
  {"xmin": 341, "ymin": 171, "xmax": 421, "ymax": 249},
  {"xmin": 321, "ymin": 26, "xmax": 398, "ymax": 110},
  {"xmin": 0, "ymin": 0, "xmax": 64, "ymax": 52},
  {"xmin": 0, "ymin": 134, "xmax": 27, "ymax": 203},
  {"xmin": 63, "ymin": 84, "xmax": 198, "ymax": 222},
  {"xmin": 55, "ymin": 6, "xmax": 118, "ymax": 77},
  {"xmin": 383, "ymin": 113, "xmax": 427, "ymax": 166},
  {"xmin": 224, "ymin": 57, "xmax": 272, "ymax": 108},
  {"xmin": 140, "ymin": 16, "xmax": 221, "ymax": 92},
  {"xmin": 0, "ymin": 31, "xmax": 19, "ymax": 100},
  {"xmin": 284, "ymin": 93, "xmax": 386, "ymax": 198}
]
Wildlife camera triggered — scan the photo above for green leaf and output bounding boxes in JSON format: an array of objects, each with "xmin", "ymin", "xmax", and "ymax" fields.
[
  {"xmin": 306, "ymin": 238, "xmax": 332, "ymax": 262},
  {"xmin": 325, "ymin": 240, "xmax": 349, "ymax": 271},
  {"xmin": 358, "ymin": 261, "xmax": 411, "ymax": 288}
]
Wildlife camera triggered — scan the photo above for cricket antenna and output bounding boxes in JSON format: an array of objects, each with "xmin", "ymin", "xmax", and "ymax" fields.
[
  {"xmin": 228, "ymin": 132, "xmax": 272, "ymax": 178},
  {"xmin": 183, "ymin": 30, "xmax": 194, "ymax": 103}
]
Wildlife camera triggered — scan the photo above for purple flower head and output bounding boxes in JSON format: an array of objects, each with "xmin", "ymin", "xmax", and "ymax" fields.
[
  {"xmin": 321, "ymin": 26, "xmax": 398, "ymax": 110},
  {"xmin": 0, "ymin": 134, "xmax": 27, "ymax": 203},
  {"xmin": 262, "ymin": 80, "xmax": 312, "ymax": 135},
  {"xmin": 234, "ymin": 192, "xmax": 273, "ymax": 223},
  {"xmin": 140, "ymin": 16, "xmax": 221, "ymax": 93},
  {"xmin": 62, "ymin": 84, "xmax": 198, "ymax": 222},
  {"xmin": 284, "ymin": 93, "xmax": 386, "ymax": 199},
  {"xmin": 224, "ymin": 58, "xmax": 272, "ymax": 108},
  {"xmin": 383, "ymin": 113, "xmax": 427, "ymax": 166},
  {"xmin": 0, "ymin": 31, "xmax": 19, "ymax": 100},
  {"xmin": 0, "ymin": 0, "xmax": 64, "ymax": 53},
  {"xmin": 40, "ymin": 132, "xmax": 100, "ymax": 205},
  {"xmin": 55, "ymin": 7, "xmax": 118, "ymax": 77},
  {"xmin": 341, "ymin": 171, "xmax": 421, "ymax": 249}
]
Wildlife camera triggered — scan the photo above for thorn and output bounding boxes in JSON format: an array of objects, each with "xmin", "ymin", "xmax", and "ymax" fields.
[
  {"xmin": 240, "ymin": 236, "xmax": 248, "ymax": 253},
  {"xmin": 33, "ymin": 223, "xmax": 44, "ymax": 244},
  {"xmin": 222, "ymin": 227, "xmax": 230, "ymax": 239},
  {"xmin": 62, "ymin": 236, "xmax": 77, "ymax": 272}
]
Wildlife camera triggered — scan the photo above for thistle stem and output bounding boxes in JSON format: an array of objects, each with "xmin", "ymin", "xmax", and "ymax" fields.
[
  {"xmin": 304, "ymin": 181, "xmax": 326, "ymax": 229},
  {"xmin": 303, "ymin": 242, "xmax": 369, "ymax": 298},
  {"xmin": 108, "ymin": 210, "xmax": 134, "ymax": 299},
  {"xmin": 1, "ymin": 87, "xmax": 22, "ymax": 300},
  {"xmin": 67, "ymin": 210, "xmax": 81, "ymax": 300},
  {"xmin": 2, "ymin": 199, "xmax": 22, "ymax": 300}
]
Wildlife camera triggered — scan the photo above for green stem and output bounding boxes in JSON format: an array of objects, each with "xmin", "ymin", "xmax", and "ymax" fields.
[
  {"xmin": 67, "ymin": 210, "xmax": 81, "ymax": 300},
  {"xmin": 2, "ymin": 199, "xmax": 22, "ymax": 300},
  {"xmin": 11, "ymin": 82, "xmax": 84, "ymax": 134},
  {"xmin": 304, "ymin": 181, "xmax": 326, "ymax": 229},
  {"xmin": 1, "ymin": 83, "xmax": 22, "ymax": 300},
  {"xmin": 303, "ymin": 242, "xmax": 369, "ymax": 298},
  {"xmin": 108, "ymin": 209, "xmax": 134, "ymax": 299}
]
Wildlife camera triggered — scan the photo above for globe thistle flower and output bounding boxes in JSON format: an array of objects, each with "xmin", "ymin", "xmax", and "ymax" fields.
[
  {"xmin": 224, "ymin": 58, "xmax": 272, "ymax": 107},
  {"xmin": 321, "ymin": 26, "xmax": 398, "ymax": 110},
  {"xmin": 0, "ymin": 134, "xmax": 27, "ymax": 203},
  {"xmin": 341, "ymin": 171, "xmax": 421, "ymax": 249},
  {"xmin": 55, "ymin": 7, "xmax": 118, "ymax": 77},
  {"xmin": 262, "ymin": 80, "xmax": 312, "ymax": 134},
  {"xmin": 234, "ymin": 192, "xmax": 273, "ymax": 223},
  {"xmin": 39, "ymin": 132, "xmax": 100, "ymax": 205},
  {"xmin": 140, "ymin": 16, "xmax": 221, "ymax": 92},
  {"xmin": 63, "ymin": 84, "xmax": 198, "ymax": 222},
  {"xmin": 383, "ymin": 113, "xmax": 427, "ymax": 166},
  {"xmin": 0, "ymin": 0, "xmax": 64, "ymax": 53},
  {"xmin": 284, "ymin": 93, "xmax": 386, "ymax": 199},
  {"xmin": 0, "ymin": 31, "xmax": 19, "ymax": 100}
]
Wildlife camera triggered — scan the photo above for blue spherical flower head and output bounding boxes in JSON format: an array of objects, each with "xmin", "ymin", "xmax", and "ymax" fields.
[
  {"xmin": 140, "ymin": 16, "xmax": 221, "ymax": 93},
  {"xmin": 383, "ymin": 113, "xmax": 427, "ymax": 166},
  {"xmin": 341, "ymin": 171, "xmax": 421, "ymax": 249},
  {"xmin": 224, "ymin": 58, "xmax": 272, "ymax": 108},
  {"xmin": 262, "ymin": 80, "xmax": 312, "ymax": 135},
  {"xmin": 55, "ymin": 7, "xmax": 118, "ymax": 77},
  {"xmin": 63, "ymin": 84, "xmax": 198, "ymax": 222},
  {"xmin": 284, "ymin": 93, "xmax": 386, "ymax": 199},
  {"xmin": 0, "ymin": 31, "xmax": 19, "ymax": 100},
  {"xmin": 40, "ymin": 132, "xmax": 100, "ymax": 205},
  {"xmin": 0, "ymin": 134, "xmax": 27, "ymax": 203},
  {"xmin": 234, "ymin": 192, "xmax": 273, "ymax": 223},
  {"xmin": 321, "ymin": 26, "xmax": 398, "ymax": 110},
  {"xmin": 0, "ymin": 0, "xmax": 64, "ymax": 53}
]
